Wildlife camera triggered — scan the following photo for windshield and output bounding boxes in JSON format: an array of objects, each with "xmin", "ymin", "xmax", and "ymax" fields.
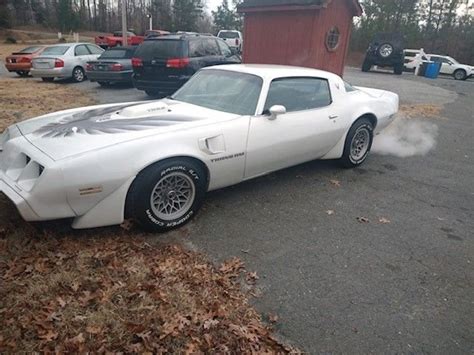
[
  {"xmin": 447, "ymin": 57, "xmax": 459, "ymax": 64},
  {"xmin": 218, "ymin": 31, "xmax": 239, "ymax": 39},
  {"xmin": 42, "ymin": 46, "xmax": 70, "ymax": 55},
  {"xmin": 172, "ymin": 69, "xmax": 263, "ymax": 115}
]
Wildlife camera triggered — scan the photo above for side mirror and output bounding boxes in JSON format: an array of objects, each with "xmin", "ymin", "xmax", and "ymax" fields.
[{"xmin": 267, "ymin": 105, "xmax": 286, "ymax": 120}]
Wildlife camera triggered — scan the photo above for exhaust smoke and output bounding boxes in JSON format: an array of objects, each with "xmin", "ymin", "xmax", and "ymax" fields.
[{"xmin": 372, "ymin": 117, "xmax": 439, "ymax": 158}]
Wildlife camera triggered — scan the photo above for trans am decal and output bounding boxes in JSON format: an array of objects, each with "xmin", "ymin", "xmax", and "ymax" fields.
[{"xmin": 33, "ymin": 103, "xmax": 200, "ymax": 138}]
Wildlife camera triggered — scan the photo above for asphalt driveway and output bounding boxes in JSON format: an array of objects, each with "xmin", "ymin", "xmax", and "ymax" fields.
[
  {"xmin": 180, "ymin": 69, "xmax": 474, "ymax": 354},
  {"xmin": 1, "ymin": 64, "xmax": 473, "ymax": 353}
]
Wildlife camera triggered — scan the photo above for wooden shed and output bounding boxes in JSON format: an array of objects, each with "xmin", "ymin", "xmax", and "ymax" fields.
[{"xmin": 237, "ymin": 0, "xmax": 362, "ymax": 76}]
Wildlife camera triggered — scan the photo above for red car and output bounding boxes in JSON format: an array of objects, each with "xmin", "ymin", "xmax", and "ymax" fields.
[
  {"xmin": 5, "ymin": 45, "xmax": 45, "ymax": 77},
  {"xmin": 95, "ymin": 31, "xmax": 144, "ymax": 49}
]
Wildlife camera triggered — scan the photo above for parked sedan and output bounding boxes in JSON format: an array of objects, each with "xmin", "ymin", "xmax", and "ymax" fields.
[
  {"xmin": 31, "ymin": 43, "xmax": 104, "ymax": 82},
  {"xmin": 5, "ymin": 45, "xmax": 45, "ymax": 77},
  {"xmin": 0, "ymin": 65, "xmax": 398, "ymax": 232},
  {"xmin": 86, "ymin": 46, "xmax": 136, "ymax": 86}
]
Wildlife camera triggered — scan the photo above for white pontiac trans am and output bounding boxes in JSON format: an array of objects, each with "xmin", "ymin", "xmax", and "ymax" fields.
[{"xmin": 0, "ymin": 65, "xmax": 399, "ymax": 232}]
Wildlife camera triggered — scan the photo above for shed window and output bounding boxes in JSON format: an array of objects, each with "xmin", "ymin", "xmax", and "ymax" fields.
[{"xmin": 326, "ymin": 27, "xmax": 340, "ymax": 51}]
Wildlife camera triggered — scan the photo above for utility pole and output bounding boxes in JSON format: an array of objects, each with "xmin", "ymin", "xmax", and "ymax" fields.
[
  {"xmin": 121, "ymin": 0, "xmax": 128, "ymax": 46},
  {"xmin": 147, "ymin": 14, "xmax": 153, "ymax": 31}
]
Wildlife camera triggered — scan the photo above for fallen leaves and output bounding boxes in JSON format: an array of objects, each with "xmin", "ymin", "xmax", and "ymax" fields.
[
  {"xmin": 326, "ymin": 210, "xmax": 335, "ymax": 215},
  {"xmin": 329, "ymin": 179, "xmax": 341, "ymax": 187},
  {"xmin": 0, "ymin": 229, "xmax": 293, "ymax": 353},
  {"xmin": 378, "ymin": 217, "xmax": 391, "ymax": 224},
  {"xmin": 356, "ymin": 216, "xmax": 370, "ymax": 223}
]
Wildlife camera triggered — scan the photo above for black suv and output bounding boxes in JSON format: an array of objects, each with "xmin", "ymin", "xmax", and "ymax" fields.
[
  {"xmin": 132, "ymin": 33, "xmax": 241, "ymax": 97},
  {"xmin": 362, "ymin": 32, "xmax": 405, "ymax": 75}
]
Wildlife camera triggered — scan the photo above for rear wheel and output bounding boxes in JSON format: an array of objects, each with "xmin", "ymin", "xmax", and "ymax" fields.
[
  {"xmin": 339, "ymin": 118, "xmax": 374, "ymax": 168},
  {"xmin": 41, "ymin": 77, "xmax": 54, "ymax": 82},
  {"xmin": 126, "ymin": 159, "xmax": 207, "ymax": 232},
  {"xmin": 453, "ymin": 69, "xmax": 467, "ymax": 81},
  {"xmin": 16, "ymin": 71, "xmax": 29, "ymax": 77},
  {"xmin": 362, "ymin": 60, "xmax": 372, "ymax": 72},
  {"xmin": 72, "ymin": 66, "xmax": 86, "ymax": 82},
  {"xmin": 394, "ymin": 63, "xmax": 403, "ymax": 75}
]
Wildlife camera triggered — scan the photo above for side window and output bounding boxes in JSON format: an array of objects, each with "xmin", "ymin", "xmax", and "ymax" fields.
[
  {"xmin": 87, "ymin": 44, "xmax": 103, "ymax": 55},
  {"xmin": 430, "ymin": 56, "xmax": 440, "ymax": 62},
  {"xmin": 264, "ymin": 78, "xmax": 332, "ymax": 112},
  {"xmin": 441, "ymin": 58, "xmax": 452, "ymax": 64},
  {"xmin": 202, "ymin": 39, "xmax": 220, "ymax": 56},
  {"xmin": 217, "ymin": 39, "xmax": 232, "ymax": 57},
  {"xmin": 75, "ymin": 45, "xmax": 90, "ymax": 56},
  {"xmin": 188, "ymin": 40, "xmax": 201, "ymax": 57}
]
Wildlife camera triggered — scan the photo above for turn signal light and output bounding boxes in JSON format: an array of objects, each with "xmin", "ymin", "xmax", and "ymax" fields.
[
  {"xmin": 86, "ymin": 63, "xmax": 93, "ymax": 71},
  {"xmin": 166, "ymin": 57, "xmax": 190, "ymax": 69},
  {"xmin": 54, "ymin": 58, "xmax": 64, "ymax": 68},
  {"xmin": 132, "ymin": 57, "xmax": 143, "ymax": 68},
  {"xmin": 19, "ymin": 57, "xmax": 31, "ymax": 63}
]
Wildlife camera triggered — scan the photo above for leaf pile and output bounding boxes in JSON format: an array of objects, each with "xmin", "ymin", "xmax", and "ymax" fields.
[{"xmin": 0, "ymin": 223, "xmax": 292, "ymax": 353}]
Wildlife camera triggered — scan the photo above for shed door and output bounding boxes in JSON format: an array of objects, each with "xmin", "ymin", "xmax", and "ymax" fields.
[{"xmin": 244, "ymin": 77, "xmax": 343, "ymax": 179}]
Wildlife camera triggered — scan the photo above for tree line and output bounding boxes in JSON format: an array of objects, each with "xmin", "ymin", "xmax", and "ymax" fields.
[
  {"xmin": 0, "ymin": 0, "xmax": 215, "ymax": 34},
  {"xmin": 0, "ymin": 0, "xmax": 472, "ymax": 63}
]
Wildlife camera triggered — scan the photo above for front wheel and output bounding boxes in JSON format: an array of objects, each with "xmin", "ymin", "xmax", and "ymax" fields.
[
  {"xmin": 126, "ymin": 159, "xmax": 207, "ymax": 232},
  {"xmin": 362, "ymin": 60, "xmax": 372, "ymax": 72},
  {"xmin": 453, "ymin": 69, "xmax": 467, "ymax": 81},
  {"xmin": 339, "ymin": 118, "xmax": 374, "ymax": 168},
  {"xmin": 72, "ymin": 66, "xmax": 86, "ymax": 82}
]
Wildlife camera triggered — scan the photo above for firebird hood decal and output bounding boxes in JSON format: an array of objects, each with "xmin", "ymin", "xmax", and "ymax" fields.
[
  {"xmin": 33, "ymin": 103, "xmax": 201, "ymax": 138},
  {"xmin": 16, "ymin": 100, "xmax": 239, "ymax": 160}
]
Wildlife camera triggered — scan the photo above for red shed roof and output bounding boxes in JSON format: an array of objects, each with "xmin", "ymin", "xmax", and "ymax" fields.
[{"xmin": 238, "ymin": 0, "xmax": 362, "ymax": 16}]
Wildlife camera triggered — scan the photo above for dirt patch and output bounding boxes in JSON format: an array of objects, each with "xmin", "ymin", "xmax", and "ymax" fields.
[
  {"xmin": 0, "ymin": 78, "xmax": 96, "ymax": 130},
  {"xmin": 400, "ymin": 104, "xmax": 443, "ymax": 119}
]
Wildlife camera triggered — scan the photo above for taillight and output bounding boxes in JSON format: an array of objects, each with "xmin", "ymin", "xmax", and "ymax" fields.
[
  {"xmin": 166, "ymin": 57, "xmax": 190, "ymax": 69},
  {"xmin": 19, "ymin": 57, "xmax": 31, "ymax": 63},
  {"xmin": 54, "ymin": 58, "xmax": 64, "ymax": 68},
  {"xmin": 235, "ymin": 39, "xmax": 239, "ymax": 45},
  {"xmin": 111, "ymin": 63, "xmax": 123, "ymax": 71},
  {"xmin": 132, "ymin": 57, "xmax": 143, "ymax": 68},
  {"xmin": 86, "ymin": 63, "xmax": 93, "ymax": 71}
]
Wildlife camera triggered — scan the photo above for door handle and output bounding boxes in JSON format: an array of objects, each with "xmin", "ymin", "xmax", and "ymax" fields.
[{"xmin": 329, "ymin": 115, "xmax": 338, "ymax": 119}]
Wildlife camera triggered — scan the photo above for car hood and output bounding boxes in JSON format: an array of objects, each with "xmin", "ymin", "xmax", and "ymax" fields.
[{"xmin": 16, "ymin": 99, "xmax": 237, "ymax": 160}]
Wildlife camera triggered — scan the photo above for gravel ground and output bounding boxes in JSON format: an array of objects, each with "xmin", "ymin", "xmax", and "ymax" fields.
[{"xmin": 1, "ymin": 61, "xmax": 473, "ymax": 353}]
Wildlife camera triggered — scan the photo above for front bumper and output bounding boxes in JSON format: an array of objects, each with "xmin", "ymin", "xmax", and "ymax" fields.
[
  {"xmin": 31, "ymin": 67, "xmax": 71, "ymax": 78},
  {"xmin": 0, "ymin": 178, "xmax": 41, "ymax": 221},
  {"xmin": 87, "ymin": 70, "xmax": 133, "ymax": 82}
]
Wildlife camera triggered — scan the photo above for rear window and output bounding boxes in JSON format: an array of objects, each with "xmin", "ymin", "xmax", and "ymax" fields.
[
  {"xmin": 18, "ymin": 46, "xmax": 42, "ymax": 54},
  {"xmin": 218, "ymin": 31, "xmax": 239, "ymax": 39},
  {"xmin": 100, "ymin": 48, "xmax": 135, "ymax": 59},
  {"xmin": 42, "ymin": 46, "xmax": 70, "ymax": 55},
  {"xmin": 135, "ymin": 40, "xmax": 184, "ymax": 59}
]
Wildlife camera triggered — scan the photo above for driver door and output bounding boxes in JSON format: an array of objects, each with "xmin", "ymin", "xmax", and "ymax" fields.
[{"xmin": 244, "ymin": 77, "xmax": 344, "ymax": 179}]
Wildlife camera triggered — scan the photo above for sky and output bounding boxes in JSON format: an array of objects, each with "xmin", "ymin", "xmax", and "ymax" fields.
[{"xmin": 205, "ymin": 0, "xmax": 223, "ymax": 13}]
